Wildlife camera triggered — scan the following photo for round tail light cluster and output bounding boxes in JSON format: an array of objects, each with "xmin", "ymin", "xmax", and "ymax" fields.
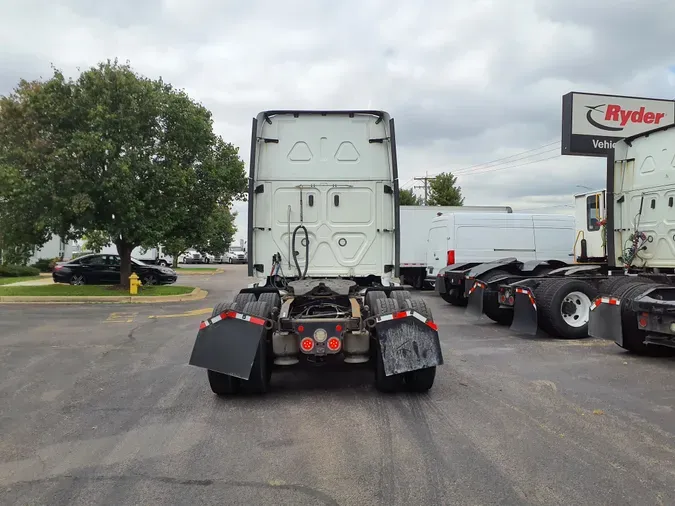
[
  {"xmin": 300, "ymin": 338, "xmax": 314, "ymax": 351},
  {"xmin": 327, "ymin": 337, "xmax": 341, "ymax": 351}
]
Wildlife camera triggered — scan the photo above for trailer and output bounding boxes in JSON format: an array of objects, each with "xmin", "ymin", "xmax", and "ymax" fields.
[
  {"xmin": 466, "ymin": 123, "xmax": 675, "ymax": 350},
  {"xmin": 188, "ymin": 110, "xmax": 443, "ymax": 395},
  {"xmin": 398, "ymin": 205, "xmax": 512, "ymax": 289}
]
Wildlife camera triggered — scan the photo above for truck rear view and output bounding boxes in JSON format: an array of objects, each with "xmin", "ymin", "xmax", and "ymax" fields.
[{"xmin": 189, "ymin": 110, "xmax": 443, "ymax": 395}]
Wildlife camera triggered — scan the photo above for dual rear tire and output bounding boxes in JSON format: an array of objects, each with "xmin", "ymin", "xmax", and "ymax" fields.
[
  {"xmin": 207, "ymin": 295, "xmax": 276, "ymax": 396},
  {"xmin": 369, "ymin": 290, "xmax": 437, "ymax": 393}
]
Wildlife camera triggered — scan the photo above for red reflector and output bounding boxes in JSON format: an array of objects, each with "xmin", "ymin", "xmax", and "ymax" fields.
[
  {"xmin": 199, "ymin": 321, "xmax": 207, "ymax": 330},
  {"xmin": 335, "ymin": 324, "xmax": 343, "ymax": 333},
  {"xmin": 297, "ymin": 325, "xmax": 304, "ymax": 333},
  {"xmin": 300, "ymin": 338, "xmax": 314, "ymax": 351},
  {"xmin": 638, "ymin": 313, "xmax": 648, "ymax": 328},
  {"xmin": 249, "ymin": 316, "xmax": 266, "ymax": 326},
  {"xmin": 393, "ymin": 311, "xmax": 408, "ymax": 320},
  {"xmin": 327, "ymin": 337, "xmax": 341, "ymax": 351},
  {"xmin": 447, "ymin": 250, "xmax": 455, "ymax": 265},
  {"xmin": 426, "ymin": 320, "xmax": 438, "ymax": 331}
]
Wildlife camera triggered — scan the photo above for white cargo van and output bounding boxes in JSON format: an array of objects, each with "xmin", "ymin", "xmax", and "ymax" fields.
[
  {"xmin": 399, "ymin": 205, "xmax": 512, "ymax": 288},
  {"xmin": 425, "ymin": 213, "xmax": 575, "ymax": 279}
]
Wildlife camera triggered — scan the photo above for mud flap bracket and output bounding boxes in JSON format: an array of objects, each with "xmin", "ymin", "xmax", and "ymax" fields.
[
  {"xmin": 509, "ymin": 287, "xmax": 538, "ymax": 335},
  {"xmin": 369, "ymin": 310, "xmax": 444, "ymax": 376},
  {"xmin": 188, "ymin": 310, "xmax": 271, "ymax": 380},
  {"xmin": 588, "ymin": 296, "xmax": 622, "ymax": 343}
]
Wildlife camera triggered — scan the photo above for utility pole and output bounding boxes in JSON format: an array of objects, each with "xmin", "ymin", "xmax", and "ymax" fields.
[{"xmin": 413, "ymin": 172, "xmax": 436, "ymax": 205}]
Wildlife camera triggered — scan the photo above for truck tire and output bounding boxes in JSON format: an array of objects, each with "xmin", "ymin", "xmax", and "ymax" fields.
[
  {"xmin": 373, "ymin": 298, "xmax": 405, "ymax": 393},
  {"xmin": 403, "ymin": 298, "xmax": 433, "ymax": 320},
  {"xmin": 365, "ymin": 290, "xmax": 386, "ymax": 316},
  {"xmin": 390, "ymin": 290, "xmax": 412, "ymax": 307},
  {"xmin": 376, "ymin": 297, "xmax": 399, "ymax": 315},
  {"xmin": 440, "ymin": 291, "xmax": 468, "ymax": 307},
  {"xmin": 206, "ymin": 302, "xmax": 243, "ymax": 396},
  {"xmin": 401, "ymin": 269, "xmax": 424, "ymax": 290},
  {"xmin": 234, "ymin": 292, "xmax": 256, "ymax": 307},
  {"xmin": 241, "ymin": 300, "xmax": 273, "ymax": 393},
  {"xmin": 258, "ymin": 292, "xmax": 281, "ymax": 312},
  {"xmin": 212, "ymin": 301, "xmax": 239, "ymax": 315},
  {"xmin": 402, "ymin": 298, "xmax": 437, "ymax": 392},
  {"xmin": 599, "ymin": 275, "xmax": 647, "ymax": 295},
  {"xmin": 536, "ymin": 278, "xmax": 598, "ymax": 339},
  {"xmin": 478, "ymin": 269, "xmax": 513, "ymax": 325},
  {"xmin": 614, "ymin": 281, "xmax": 659, "ymax": 354}
]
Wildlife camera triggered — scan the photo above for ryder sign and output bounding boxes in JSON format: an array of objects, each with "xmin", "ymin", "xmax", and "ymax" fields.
[{"xmin": 561, "ymin": 92, "xmax": 675, "ymax": 157}]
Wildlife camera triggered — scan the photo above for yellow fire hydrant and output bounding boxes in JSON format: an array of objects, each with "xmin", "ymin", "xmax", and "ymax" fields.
[{"xmin": 129, "ymin": 273, "xmax": 141, "ymax": 295}]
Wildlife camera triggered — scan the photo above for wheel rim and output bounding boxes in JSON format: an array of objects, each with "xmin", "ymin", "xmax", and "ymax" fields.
[
  {"xmin": 71, "ymin": 275, "xmax": 85, "ymax": 285},
  {"xmin": 560, "ymin": 291, "xmax": 592, "ymax": 328},
  {"xmin": 144, "ymin": 276, "xmax": 157, "ymax": 285}
]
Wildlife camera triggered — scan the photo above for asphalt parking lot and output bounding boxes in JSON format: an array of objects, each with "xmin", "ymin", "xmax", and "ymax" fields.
[{"xmin": 1, "ymin": 265, "xmax": 674, "ymax": 505}]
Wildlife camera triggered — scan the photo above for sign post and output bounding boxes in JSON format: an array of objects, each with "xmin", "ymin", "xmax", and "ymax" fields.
[{"xmin": 561, "ymin": 92, "xmax": 675, "ymax": 157}]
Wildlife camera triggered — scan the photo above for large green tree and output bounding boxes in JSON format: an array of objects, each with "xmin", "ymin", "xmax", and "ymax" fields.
[
  {"xmin": 399, "ymin": 188, "xmax": 422, "ymax": 205},
  {"xmin": 428, "ymin": 172, "xmax": 464, "ymax": 206},
  {"xmin": 0, "ymin": 60, "xmax": 247, "ymax": 286}
]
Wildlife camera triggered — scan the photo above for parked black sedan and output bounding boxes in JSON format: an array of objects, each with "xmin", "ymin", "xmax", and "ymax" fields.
[{"xmin": 53, "ymin": 254, "xmax": 178, "ymax": 286}]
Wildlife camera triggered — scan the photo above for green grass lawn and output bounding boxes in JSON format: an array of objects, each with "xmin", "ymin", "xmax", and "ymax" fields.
[
  {"xmin": 175, "ymin": 267, "xmax": 219, "ymax": 273},
  {"xmin": 0, "ymin": 276, "xmax": 42, "ymax": 286},
  {"xmin": 0, "ymin": 284, "xmax": 195, "ymax": 296}
]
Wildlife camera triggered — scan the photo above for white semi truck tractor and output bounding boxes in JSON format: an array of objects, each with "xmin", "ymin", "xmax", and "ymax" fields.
[
  {"xmin": 466, "ymin": 122, "xmax": 675, "ymax": 352},
  {"xmin": 189, "ymin": 110, "xmax": 443, "ymax": 395}
]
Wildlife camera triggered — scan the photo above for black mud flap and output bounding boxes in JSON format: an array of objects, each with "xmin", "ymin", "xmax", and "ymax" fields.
[
  {"xmin": 188, "ymin": 310, "xmax": 270, "ymax": 380},
  {"xmin": 370, "ymin": 310, "xmax": 444, "ymax": 376},
  {"xmin": 509, "ymin": 287, "xmax": 538, "ymax": 335},
  {"xmin": 465, "ymin": 280, "xmax": 486, "ymax": 319},
  {"xmin": 588, "ymin": 296, "xmax": 623, "ymax": 343}
]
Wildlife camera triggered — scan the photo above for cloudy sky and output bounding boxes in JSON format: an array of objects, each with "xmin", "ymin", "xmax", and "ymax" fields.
[{"xmin": 2, "ymin": 0, "xmax": 674, "ymax": 244}]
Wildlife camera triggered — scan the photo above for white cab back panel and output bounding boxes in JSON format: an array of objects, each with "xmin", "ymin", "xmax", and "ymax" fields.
[
  {"xmin": 250, "ymin": 112, "xmax": 396, "ymax": 278},
  {"xmin": 614, "ymin": 127, "xmax": 675, "ymax": 268}
]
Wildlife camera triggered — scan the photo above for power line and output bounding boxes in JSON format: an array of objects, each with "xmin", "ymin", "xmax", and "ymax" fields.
[
  {"xmin": 425, "ymin": 140, "xmax": 560, "ymax": 178},
  {"xmin": 452, "ymin": 147, "xmax": 560, "ymax": 175},
  {"xmin": 455, "ymin": 153, "xmax": 562, "ymax": 177},
  {"xmin": 449, "ymin": 140, "xmax": 559, "ymax": 174}
]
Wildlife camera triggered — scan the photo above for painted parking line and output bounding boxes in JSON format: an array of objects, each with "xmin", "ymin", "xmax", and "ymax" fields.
[
  {"xmin": 105, "ymin": 312, "xmax": 138, "ymax": 323},
  {"xmin": 148, "ymin": 308, "xmax": 213, "ymax": 319}
]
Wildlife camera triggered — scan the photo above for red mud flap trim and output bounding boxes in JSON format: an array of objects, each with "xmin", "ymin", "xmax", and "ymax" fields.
[
  {"xmin": 509, "ymin": 287, "xmax": 538, "ymax": 335},
  {"xmin": 588, "ymin": 296, "xmax": 623, "ymax": 344},
  {"xmin": 369, "ymin": 310, "xmax": 444, "ymax": 376},
  {"xmin": 189, "ymin": 311, "xmax": 271, "ymax": 380},
  {"xmin": 199, "ymin": 310, "xmax": 270, "ymax": 329},
  {"xmin": 465, "ymin": 280, "xmax": 487, "ymax": 319}
]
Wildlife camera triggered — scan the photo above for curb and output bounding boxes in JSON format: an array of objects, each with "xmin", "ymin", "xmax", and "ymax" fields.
[{"xmin": 0, "ymin": 288, "xmax": 208, "ymax": 304}]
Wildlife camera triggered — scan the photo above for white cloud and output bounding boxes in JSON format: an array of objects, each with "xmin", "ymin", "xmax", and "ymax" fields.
[{"xmin": 1, "ymin": 0, "xmax": 674, "ymax": 244}]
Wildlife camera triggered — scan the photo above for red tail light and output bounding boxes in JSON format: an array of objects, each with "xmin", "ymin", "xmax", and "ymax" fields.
[
  {"xmin": 327, "ymin": 337, "xmax": 341, "ymax": 351},
  {"xmin": 54, "ymin": 265, "xmax": 63, "ymax": 271},
  {"xmin": 300, "ymin": 337, "xmax": 314, "ymax": 351},
  {"xmin": 446, "ymin": 250, "xmax": 455, "ymax": 265}
]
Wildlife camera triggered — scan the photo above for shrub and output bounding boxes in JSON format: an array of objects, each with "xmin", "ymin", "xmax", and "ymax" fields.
[
  {"xmin": 31, "ymin": 258, "xmax": 53, "ymax": 273},
  {"xmin": 0, "ymin": 264, "xmax": 41, "ymax": 277}
]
